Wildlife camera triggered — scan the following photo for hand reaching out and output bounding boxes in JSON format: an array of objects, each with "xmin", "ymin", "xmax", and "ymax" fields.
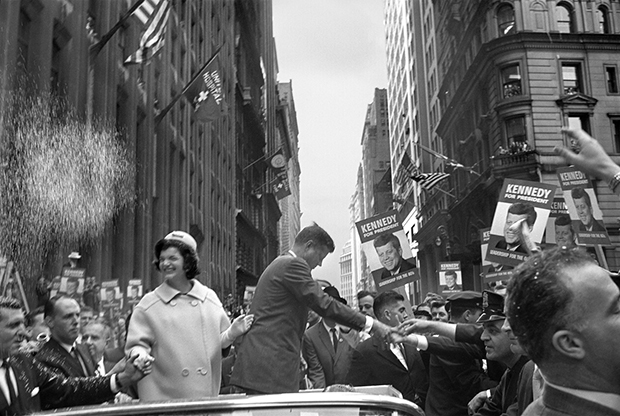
[{"xmin": 555, "ymin": 128, "xmax": 620, "ymax": 182}]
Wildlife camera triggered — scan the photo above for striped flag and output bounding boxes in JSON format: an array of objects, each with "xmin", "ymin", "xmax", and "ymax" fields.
[
  {"xmin": 411, "ymin": 171, "xmax": 451, "ymax": 191},
  {"xmin": 394, "ymin": 152, "xmax": 415, "ymax": 186},
  {"xmin": 124, "ymin": 0, "xmax": 171, "ymax": 65}
]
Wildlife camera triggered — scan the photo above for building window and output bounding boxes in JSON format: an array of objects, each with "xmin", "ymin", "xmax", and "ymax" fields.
[
  {"xmin": 606, "ymin": 66, "xmax": 619, "ymax": 94},
  {"xmin": 556, "ymin": 3, "xmax": 574, "ymax": 33},
  {"xmin": 613, "ymin": 118, "xmax": 620, "ymax": 152},
  {"xmin": 497, "ymin": 4, "xmax": 515, "ymax": 36},
  {"xmin": 568, "ymin": 114, "xmax": 590, "ymax": 134},
  {"xmin": 598, "ymin": 6, "xmax": 610, "ymax": 34},
  {"xmin": 505, "ymin": 115, "xmax": 527, "ymax": 149},
  {"xmin": 561, "ymin": 63, "xmax": 581, "ymax": 95},
  {"xmin": 501, "ymin": 64, "xmax": 522, "ymax": 98}
]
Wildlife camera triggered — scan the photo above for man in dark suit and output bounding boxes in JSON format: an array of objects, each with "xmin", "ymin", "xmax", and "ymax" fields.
[
  {"xmin": 346, "ymin": 290, "xmax": 428, "ymax": 409},
  {"xmin": 37, "ymin": 296, "xmax": 96, "ymax": 378},
  {"xmin": 0, "ymin": 296, "xmax": 147, "ymax": 415},
  {"xmin": 372, "ymin": 233, "xmax": 415, "ymax": 279},
  {"xmin": 230, "ymin": 224, "xmax": 392, "ymax": 394},
  {"xmin": 303, "ymin": 286, "xmax": 354, "ymax": 389},
  {"xmin": 507, "ymin": 247, "xmax": 620, "ymax": 416},
  {"xmin": 394, "ymin": 291, "xmax": 502, "ymax": 416},
  {"xmin": 81, "ymin": 321, "xmax": 116, "ymax": 375}
]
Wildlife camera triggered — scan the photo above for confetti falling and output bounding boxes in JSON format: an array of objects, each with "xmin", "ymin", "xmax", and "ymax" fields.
[{"xmin": 0, "ymin": 89, "xmax": 135, "ymax": 282}]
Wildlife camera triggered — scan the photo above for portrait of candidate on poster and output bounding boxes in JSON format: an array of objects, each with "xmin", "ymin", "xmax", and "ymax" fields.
[
  {"xmin": 356, "ymin": 210, "xmax": 419, "ymax": 293},
  {"xmin": 557, "ymin": 166, "xmax": 611, "ymax": 246},
  {"xmin": 439, "ymin": 262, "xmax": 462, "ymax": 293},
  {"xmin": 126, "ymin": 279, "xmax": 142, "ymax": 304},
  {"xmin": 100, "ymin": 280, "xmax": 121, "ymax": 308},
  {"xmin": 480, "ymin": 227, "xmax": 514, "ymax": 283},
  {"xmin": 486, "ymin": 179, "xmax": 556, "ymax": 267},
  {"xmin": 59, "ymin": 276, "xmax": 84, "ymax": 303},
  {"xmin": 544, "ymin": 197, "xmax": 576, "ymax": 248}
]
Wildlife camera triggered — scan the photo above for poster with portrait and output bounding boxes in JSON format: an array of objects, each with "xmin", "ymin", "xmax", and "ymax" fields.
[
  {"xmin": 126, "ymin": 279, "xmax": 142, "ymax": 305},
  {"xmin": 49, "ymin": 276, "xmax": 62, "ymax": 298},
  {"xmin": 556, "ymin": 167, "xmax": 611, "ymax": 245},
  {"xmin": 480, "ymin": 228, "xmax": 511, "ymax": 293},
  {"xmin": 486, "ymin": 179, "xmax": 556, "ymax": 267},
  {"xmin": 544, "ymin": 197, "xmax": 574, "ymax": 247},
  {"xmin": 100, "ymin": 280, "xmax": 121, "ymax": 309},
  {"xmin": 439, "ymin": 262, "xmax": 462, "ymax": 295},
  {"xmin": 58, "ymin": 267, "xmax": 85, "ymax": 303},
  {"xmin": 356, "ymin": 210, "xmax": 419, "ymax": 293}
]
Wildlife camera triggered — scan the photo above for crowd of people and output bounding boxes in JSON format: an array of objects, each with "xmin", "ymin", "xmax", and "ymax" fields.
[{"xmin": 0, "ymin": 127, "xmax": 618, "ymax": 416}]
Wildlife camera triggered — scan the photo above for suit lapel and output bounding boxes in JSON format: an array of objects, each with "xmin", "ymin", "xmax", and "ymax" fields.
[
  {"xmin": 374, "ymin": 337, "xmax": 405, "ymax": 370},
  {"xmin": 49, "ymin": 339, "xmax": 85, "ymax": 376},
  {"xmin": 75, "ymin": 344, "xmax": 95, "ymax": 376},
  {"xmin": 317, "ymin": 324, "xmax": 336, "ymax": 360}
]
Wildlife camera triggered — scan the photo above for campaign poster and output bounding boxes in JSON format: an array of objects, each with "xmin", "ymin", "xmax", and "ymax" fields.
[
  {"xmin": 59, "ymin": 267, "xmax": 86, "ymax": 303},
  {"xmin": 480, "ymin": 228, "xmax": 513, "ymax": 284},
  {"xmin": 49, "ymin": 276, "xmax": 62, "ymax": 298},
  {"xmin": 486, "ymin": 179, "xmax": 556, "ymax": 267},
  {"xmin": 126, "ymin": 279, "xmax": 142, "ymax": 306},
  {"xmin": 356, "ymin": 210, "xmax": 419, "ymax": 293},
  {"xmin": 556, "ymin": 167, "xmax": 611, "ymax": 246},
  {"xmin": 544, "ymin": 197, "xmax": 576, "ymax": 247},
  {"xmin": 100, "ymin": 280, "xmax": 121, "ymax": 309},
  {"xmin": 439, "ymin": 262, "xmax": 462, "ymax": 295}
]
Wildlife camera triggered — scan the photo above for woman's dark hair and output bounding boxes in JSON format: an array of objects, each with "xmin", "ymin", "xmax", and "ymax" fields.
[{"xmin": 153, "ymin": 238, "xmax": 200, "ymax": 280}]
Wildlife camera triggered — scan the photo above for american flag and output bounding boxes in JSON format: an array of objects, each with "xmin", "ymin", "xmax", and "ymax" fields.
[
  {"xmin": 125, "ymin": 0, "xmax": 171, "ymax": 65},
  {"xmin": 411, "ymin": 171, "xmax": 451, "ymax": 191}
]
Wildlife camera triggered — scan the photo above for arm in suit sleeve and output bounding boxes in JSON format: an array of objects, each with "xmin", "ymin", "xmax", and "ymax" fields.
[
  {"xmin": 345, "ymin": 347, "xmax": 372, "ymax": 386},
  {"xmin": 30, "ymin": 357, "xmax": 116, "ymax": 410},
  {"xmin": 455, "ymin": 323, "xmax": 484, "ymax": 345},
  {"xmin": 283, "ymin": 259, "xmax": 366, "ymax": 331},
  {"xmin": 426, "ymin": 335, "xmax": 487, "ymax": 360},
  {"xmin": 473, "ymin": 381, "xmax": 504, "ymax": 416},
  {"xmin": 302, "ymin": 332, "xmax": 326, "ymax": 389}
]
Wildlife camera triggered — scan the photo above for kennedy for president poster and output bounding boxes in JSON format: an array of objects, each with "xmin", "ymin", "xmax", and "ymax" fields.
[
  {"xmin": 356, "ymin": 210, "xmax": 419, "ymax": 293},
  {"xmin": 486, "ymin": 179, "xmax": 556, "ymax": 267}
]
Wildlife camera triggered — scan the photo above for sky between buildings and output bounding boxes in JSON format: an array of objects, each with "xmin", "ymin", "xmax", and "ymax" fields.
[{"xmin": 272, "ymin": 0, "xmax": 388, "ymax": 288}]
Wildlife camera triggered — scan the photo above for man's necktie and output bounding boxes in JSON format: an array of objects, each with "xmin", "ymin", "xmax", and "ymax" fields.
[
  {"xmin": 3, "ymin": 361, "xmax": 17, "ymax": 407},
  {"xmin": 71, "ymin": 347, "xmax": 89, "ymax": 376},
  {"xmin": 330, "ymin": 328, "xmax": 338, "ymax": 353}
]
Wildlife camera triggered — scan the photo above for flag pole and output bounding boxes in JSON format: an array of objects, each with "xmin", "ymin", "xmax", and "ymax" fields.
[
  {"xmin": 89, "ymin": 0, "xmax": 146, "ymax": 61},
  {"xmin": 154, "ymin": 45, "xmax": 223, "ymax": 126}
]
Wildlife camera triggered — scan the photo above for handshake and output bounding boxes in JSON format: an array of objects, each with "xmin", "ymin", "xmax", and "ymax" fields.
[{"xmin": 370, "ymin": 318, "xmax": 437, "ymax": 346}]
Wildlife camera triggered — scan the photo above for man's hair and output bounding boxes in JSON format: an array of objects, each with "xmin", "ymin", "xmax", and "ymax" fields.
[
  {"xmin": 294, "ymin": 223, "xmax": 335, "ymax": 253},
  {"xmin": 570, "ymin": 187, "xmax": 592, "ymax": 208},
  {"xmin": 554, "ymin": 214, "xmax": 572, "ymax": 227},
  {"xmin": 506, "ymin": 246, "xmax": 596, "ymax": 363},
  {"xmin": 153, "ymin": 238, "xmax": 200, "ymax": 279},
  {"xmin": 445, "ymin": 270, "xmax": 457, "ymax": 279},
  {"xmin": 81, "ymin": 306, "xmax": 94, "ymax": 315},
  {"xmin": 507, "ymin": 202, "xmax": 537, "ymax": 227},
  {"xmin": 423, "ymin": 292, "xmax": 444, "ymax": 304},
  {"xmin": 83, "ymin": 321, "xmax": 111, "ymax": 341},
  {"xmin": 373, "ymin": 290, "xmax": 404, "ymax": 318},
  {"xmin": 373, "ymin": 233, "xmax": 401, "ymax": 250},
  {"xmin": 0, "ymin": 297, "xmax": 22, "ymax": 321},
  {"xmin": 25, "ymin": 306, "xmax": 45, "ymax": 327},
  {"xmin": 430, "ymin": 298, "xmax": 446, "ymax": 310},
  {"xmin": 44, "ymin": 295, "xmax": 77, "ymax": 319},
  {"xmin": 356, "ymin": 290, "xmax": 376, "ymax": 301}
]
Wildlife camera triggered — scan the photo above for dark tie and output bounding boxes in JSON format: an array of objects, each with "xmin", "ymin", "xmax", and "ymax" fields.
[
  {"xmin": 330, "ymin": 328, "xmax": 338, "ymax": 353},
  {"xmin": 71, "ymin": 347, "xmax": 88, "ymax": 376},
  {"xmin": 3, "ymin": 360, "xmax": 17, "ymax": 408}
]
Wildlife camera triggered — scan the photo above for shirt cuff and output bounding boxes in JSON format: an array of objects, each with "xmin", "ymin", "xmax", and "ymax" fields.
[
  {"xmin": 414, "ymin": 334, "xmax": 428, "ymax": 350},
  {"xmin": 363, "ymin": 316, "xmax": 373, "ymax": 332},
  {"xmin": 111, "ymin": 374, "xmax": 120, "ymax": 393}
]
